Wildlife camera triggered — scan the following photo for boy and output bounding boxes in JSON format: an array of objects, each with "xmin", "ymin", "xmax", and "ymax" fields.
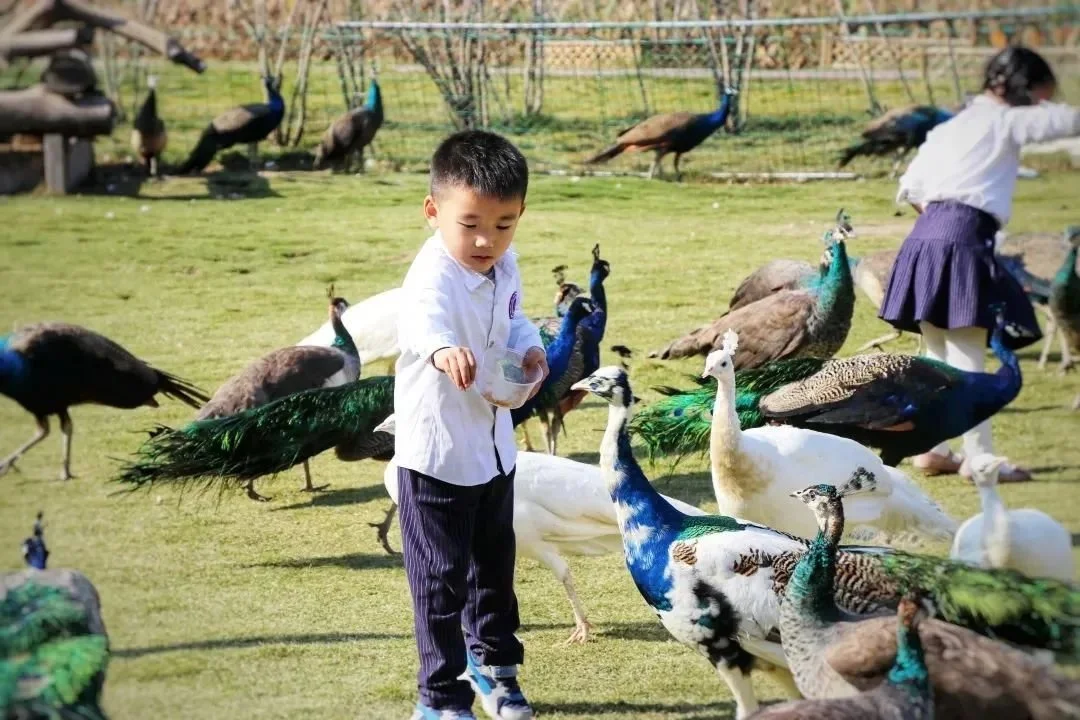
[{"xmin": 395, "ymin": 130, "xmax": 549, "ymax": 720}]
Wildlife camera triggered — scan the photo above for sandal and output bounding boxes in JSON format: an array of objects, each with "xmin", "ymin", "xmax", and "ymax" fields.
[
  {"xmin": 912, "ymin": 449, "xmax": 963, "ymax": 476},
  {"xmin": 960, "ymin": 458, "xmax": 1033, "ymax": 483}
]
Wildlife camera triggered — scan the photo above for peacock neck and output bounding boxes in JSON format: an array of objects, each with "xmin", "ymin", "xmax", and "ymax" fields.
[
  {"xmin": 589, "ymin": 267, "xmax": 607, "ymax": 315},
  {"xmin": 985, "ymin": 322, "xmax": 1022, "ymax": 406},
  {"xmin": 787, "ymin": 504, "xmax": 844, "ymax": 623},
  {"xmin": 710, "ymin": 93, "xmax": 733, "ymax": 128},
  {"xmin": 548, "ymin": 313, "xmax": 584, "ymax": 377},
  {"xmin": 1053, "ymin": 246, "xmax": 1078, "ymax": 289},
  {"xmin": 266, "ymin": 84, "xmax": 285, "ymax": 114},
  {"xmin": 601, "ymin": 403, "xmax": 682, "ymax": 536},
  {"xmin": 0, "ymin": 349, "xmax": 26, "ymax": 395},
  {"xmin": 331, "ymin": 313, "xmax": 359, "ymax": 360},
  {"xmin": 977, "ymin": 483, "xmax": 1011, "ymax": 569},
  {"xmin": 708, "ymin": 376, "xmax": 745, "ymax": 495},
  {"xmin": 887, "ymin": 619, "xmax": 931, "ymax": 701},
  {"xmin": 815, "ymin": 241, "xmax": 855, "ymax": 321}
]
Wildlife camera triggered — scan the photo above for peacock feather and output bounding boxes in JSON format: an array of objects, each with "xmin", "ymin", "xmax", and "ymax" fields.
[
  {"xmin": 630, "ymin": 357, "xmax": 827, "ymax": 458},
  {"xmin": 0, "ymin": 582, "xmax": 109, "ymax": 720},
  {"xmin": 117, "ymin": 376, "xmax": 394, "ymax": 494}
]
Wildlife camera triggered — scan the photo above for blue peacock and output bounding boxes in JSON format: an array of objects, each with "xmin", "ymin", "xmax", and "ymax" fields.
[
  {"xmin": 177, "ymin": 75, "xmax": 285, "ymax": 174},
  {"xmin": 778, "ymin": 478, "xmax": 1080, "ymax": 718},
  {"xmin": 632, "ymin": 307, "xmax": 1022, "ymax": 467},
  {"xmin": 585, "ymin": 88, "xmax": 737, "ymax": 180},
  {"xmin": 571, "ymin": 365, "xmax": 1078, "ymax": 719},
  {"xmin": 0, "ymin": 323, "xmax": 209, "ymax": 481},
  {"xmin": 2, "ymin": 514, "xmax": 111, "ymax": 720},
  {"xmin": 837, "ymin": 104, "xmax": 955, "ymax": 178},
  {"xmin": 512, "ymin": 295, "xmax": 602, "ymax": 454}
]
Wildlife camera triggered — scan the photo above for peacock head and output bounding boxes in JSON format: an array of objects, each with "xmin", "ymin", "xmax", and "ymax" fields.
[
  {"xmin": 702, "ymin": 330, "xmax": 738, "ymax": 382},
  {"xmin": 366, "ymin": 79, "xmax": 381, "ymax": 108},
  {"xmin": 566, "ymin": 296, "xmax": 597, "ymax": 324},
  {"xmin": 967, "ymin": 453, "xmax": 1007, "ymax": 488},
  {"xmin": 590, "ymin": 243, "xmax": 611, "ymax": 282},
  {"xmin": 896, "ymin": 592, "xmax": 927, "ymax": 632},
  {"xmin": 571, "ymin": 366, "xmax": 639, "ymax": 408},
  {"xmin": 552, "ymin": 264, "xmax": 582, "ymax": 317},
  {"xmin": 834, "ymin": 208, "xmax": 856, "ymax": 240},
  {"xmin": 21, "ymin": 511, "xmax": 47, "ymax": 570},
  {"xmin": 1065, "ymin": 225, "xmax": 1080, "ymax": 248},
  {"xmin": 147, "ymin": 74, "xmax": 158, "ymax": 91},
  {"xmin": 325, "ymin": 284, "xmax": 350, "ymax": 320},
  {"xmin": 790, "ymin": 468, "xmax": 877, "ymax": 516},
  {"xmin": 374, "ymin": 414, "xmax": 396, "ymax": 436}
]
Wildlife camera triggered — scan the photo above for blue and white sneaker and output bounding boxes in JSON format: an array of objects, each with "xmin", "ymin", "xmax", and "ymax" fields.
[
  {"xmin": 461, "ymin": 653, "xmax": 534, "ymax": 720},
  {"xmin": 410, "ymin": 703, "xmax": 477, "ymax": 720}
]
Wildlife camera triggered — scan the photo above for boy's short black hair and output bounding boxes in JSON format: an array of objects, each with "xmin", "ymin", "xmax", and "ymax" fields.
[
  {"xmin": 430, "ymin": 130, "xmax": 528, "ymax": 201},
  {"xmin": 983, "ymin": 46, "xmax": 1056, "ymax": 106}
]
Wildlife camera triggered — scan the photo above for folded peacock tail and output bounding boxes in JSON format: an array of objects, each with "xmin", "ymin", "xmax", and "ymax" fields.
[
  {"xmin": 876, "ymin": 551, "xmax": 1080, "ymax": 661},
  {"xmin": 0, "ymin": 584, "xmax": 91, "ymax": 657},
  {"xmin": 117, "ymin": 376, "xmax": 395, "ymax": 493},
  {"xmin": 631, "ymin": 357, "xmax": 828, "ymax": 458},
  {"xmin": 18, "ymin": 635, "xmax": 110, "ymax": 718}
]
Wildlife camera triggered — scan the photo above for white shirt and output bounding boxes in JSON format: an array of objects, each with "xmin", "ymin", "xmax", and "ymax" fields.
[
  {"xmin": 393, "ymin": 232, "xmax": 544, "ymax": 485},
  {"xmin": 898, "ymin": 95, "xmax": 1080, "ymax": 225}
]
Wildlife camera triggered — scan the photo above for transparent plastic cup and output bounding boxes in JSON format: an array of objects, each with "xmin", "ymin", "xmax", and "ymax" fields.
[{"xmin": 477, "ymin": 347, "xmax": 543, "ymax": 409}]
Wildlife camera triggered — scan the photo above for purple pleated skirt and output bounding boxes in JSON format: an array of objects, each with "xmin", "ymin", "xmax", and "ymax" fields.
[{"xmin": 879, "ymin": 201, "xmax": 1041, "ymax": 351}]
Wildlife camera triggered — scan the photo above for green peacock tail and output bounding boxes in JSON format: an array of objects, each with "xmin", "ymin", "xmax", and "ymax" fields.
[
  {"xmin": 878, "ymin": 552, "xmax": 1080, "ymax": 662},
  {"xmin": 630, "ymin": 357, "xmax": 828, "ymax": 458},
  {"xmin": 116, "ymin": 376, "xmax": 395, "ymax": 494},
  {"xmin": 15, "ymin": 635, "xmax": 110, "ymax": 717},
  {"xmin": 0, "ymin": 585, "xmax": 92, "ymax": 658}
]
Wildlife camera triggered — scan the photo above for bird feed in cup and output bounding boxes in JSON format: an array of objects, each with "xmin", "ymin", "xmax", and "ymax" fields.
[{"xmin": 478, "ymin": 348, "xmax": 542, "ymax": 409}]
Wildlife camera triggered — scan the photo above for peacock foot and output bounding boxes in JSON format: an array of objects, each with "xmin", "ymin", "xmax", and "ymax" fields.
[
  {"xmin": 60, "ymin": 469, "xmax": 75, "ymax": 482},
  {"xmin": 300, "ymin": 483, "xmax": 330, "ymax": 493},
  {"xmin": 0, "ymin": 459, "xmax": 18, "ymax": 476},
  {"xmin": 369, "ymin": 504, "xmax": 399, "ymax": 555},
  {"xmin": 246, "ymin": 486, "xmax": 272, "ymax": 502},
  {"xmin": 1059, "ymin": 360, "xmax": 1075, "ymax": 376},
  {"xmin": 564, "ymin": 621, "xmax": 593, "ymax": 645}
]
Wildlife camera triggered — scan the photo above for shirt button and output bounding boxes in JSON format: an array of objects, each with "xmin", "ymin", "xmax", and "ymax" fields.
[{"xmin": 488, "ymin": 341, "xmax": 495, "ymax": 348}]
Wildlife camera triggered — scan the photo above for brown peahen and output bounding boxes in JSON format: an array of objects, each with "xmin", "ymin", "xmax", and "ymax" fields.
[
  {"xmin": 196, "ymin": 291, "xmax": 360, "ymax": 501},
  {"xmin": 650, "ymin": 231, "xmax": 855, "ymax": 368},
  {"xmin": 313, "ymin": 80, "xmax": 383, "ymax": 173},
  {"xmin": 130, "ymin": 75, "xmax": 166, "ymax": 178},
  {"xmin": 0, "ymin": 323, "xmax": 208, "ymax": 481},
  {"xmin": 586, "ymin": 88, "xmax": 736, "ymax": 179}
]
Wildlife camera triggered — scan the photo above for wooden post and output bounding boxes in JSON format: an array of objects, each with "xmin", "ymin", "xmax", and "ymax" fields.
[
  {"xmin": 42, "ymin": 133, "xmax": 66, "ymax": 194},
  {"xmin": 0, "ymin": 27, "xmax": 94, "ymax": 61}
]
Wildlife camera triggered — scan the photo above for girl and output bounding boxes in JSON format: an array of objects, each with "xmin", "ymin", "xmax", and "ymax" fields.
[{"xmin": 879, "ymin": 46, "xmax": 1080, "ymax": 483}]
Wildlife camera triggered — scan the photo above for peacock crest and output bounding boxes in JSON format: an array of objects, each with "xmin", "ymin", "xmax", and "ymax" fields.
[{"xmin": 838, "ymin": 467, "xmax": 876, "ymax": 497}]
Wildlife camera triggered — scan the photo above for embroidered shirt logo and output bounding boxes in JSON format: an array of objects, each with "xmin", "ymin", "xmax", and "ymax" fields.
[{"xmin": 508, "ymin": 291, "xmax": 519, "ymax": 319}]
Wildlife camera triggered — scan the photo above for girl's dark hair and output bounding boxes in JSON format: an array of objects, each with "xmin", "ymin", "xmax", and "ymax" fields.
[{"xmin": 983, "ymin": 46, "xmax": 1056, "ymax": 106}]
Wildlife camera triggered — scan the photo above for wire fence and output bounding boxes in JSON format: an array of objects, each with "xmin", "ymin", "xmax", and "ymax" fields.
[{"xmin": 4, "ymin": 5, "xmax": 1078, "ymax": 178}]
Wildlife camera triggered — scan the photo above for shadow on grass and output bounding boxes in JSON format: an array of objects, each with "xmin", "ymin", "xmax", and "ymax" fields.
[
  {"xmin": 270, "ymin": 484, "xmax": 389, "ymax": 512},
  {"xmin": 1000, "ymin": 405, "xmax": 1072, "ymax": 414},
  {"xmin": 520, "ymin": 621, "xmax": 669, "ymax": 642},
  {"xmin": 534, "ymin": 700, "xmax": 734, "ymax": 719},
  {"xmin": 250, "ymin": 551, "xmax": 403, "ymax": 570},
  {"xmin": 113, "ymin": 630, "xmax": 410, "ymax": 658}
]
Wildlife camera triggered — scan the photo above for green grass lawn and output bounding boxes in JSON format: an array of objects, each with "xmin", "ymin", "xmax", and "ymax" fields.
[{"xmin": 1, "ymin": 170, "xmax": 1078, "ymax": 719}]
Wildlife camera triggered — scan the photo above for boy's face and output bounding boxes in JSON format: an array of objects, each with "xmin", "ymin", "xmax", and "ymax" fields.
[{"xmin": 424, "ymin": 185, "xmax": 525, "ymax": 274}]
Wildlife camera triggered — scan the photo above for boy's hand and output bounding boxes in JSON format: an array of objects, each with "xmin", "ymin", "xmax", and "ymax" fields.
[
  {"xmin": 433, "ymin": 346, "xmax": 477, "ymax": 390},
  {"xmin": 522, "ymin": 346, "xmax": 549, "ymax": 400}
]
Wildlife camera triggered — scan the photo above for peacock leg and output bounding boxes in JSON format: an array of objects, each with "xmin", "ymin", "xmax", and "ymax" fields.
[
  {"xmin": 538, "ymin": 409, "xmax": 554, "ymax": 455},
  {"xmin": 673, "ymin": 153, "xmax": 683, "ymax": 181},
  {"xmin": 245, "ymin": 479, "xmax": 271, "ymax": 502},
  {"xmin": 0, "ymin": 416, "xmax": 49, "ymax": 476},
  {"xmin": 647, "ymin": 153, "xmax": 661, "ymax": 180},
  {"xmin": 1073, "ymin": 392, "xmax": 1079, "ymax": 411},
  {"xmin": 150, "ymin": 155, "xmax": 159, "ymax": 179},
  {"xmin": 537, "ymin": 549, "xmax": 592, "ymax": 644},
  {"xmin": 356, "ymin": 146, "xmax": 366, "ymax": 174},
  {"xmin": 1038, "ymin": 312, "xmax": 1056, "ymax": 370},
  {"xmin": 548, "ymin": 410, "xmax": 564, "ymax": 455},
  {"xmin": 855, "ymin": 328, "xmax": 903, "ymax": 353},
  {"xmin": 520, "ymin": 420, "xmax": 536, "ymax": 452},
  {"xmin": 715, "ymin": 663, "xmax": 759, "ymax": 719},
  {"xmin": 247, "ymin": 142, "xmax": 258, "ymax": 170},
  {"xmin": 369, "ymin": 503, "xmax": 398, "ymax": 555},
  {"xmin": 889, "ymin": 148, "xmax": 909, "ymax": 180},
  {"xmin": 299, "ymin": 459, "xmax": 328, "ymax": 493},
  {"xmin": 58, "ymin": 410, "xmax": 75, "ymax": 481},
  {"xmin": 1057, "ymin": 327, "xmax": 1073, "ymax": 374}
]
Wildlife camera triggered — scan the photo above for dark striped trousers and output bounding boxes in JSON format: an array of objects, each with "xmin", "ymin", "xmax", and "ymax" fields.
[{"xmin": 398, "ymin": 466, "xmax": 523, "ymax": 710}]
